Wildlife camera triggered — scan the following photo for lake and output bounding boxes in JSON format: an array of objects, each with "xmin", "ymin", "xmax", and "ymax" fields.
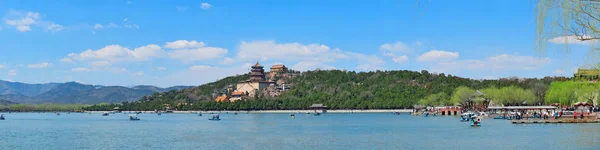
[{"xmin": 0, "ymin": 112, "xmax": 599, "ymax": 150}]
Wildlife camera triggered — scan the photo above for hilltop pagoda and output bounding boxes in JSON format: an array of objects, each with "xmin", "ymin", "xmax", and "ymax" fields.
[{"xmin": 250, "ymin": 62, "xmax": 266, "ymax": 81}]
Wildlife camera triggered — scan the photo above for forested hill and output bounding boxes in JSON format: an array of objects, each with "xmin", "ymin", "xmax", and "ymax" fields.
[{"xmin": 85, "ymin": 70, "xmax": 563, "ymax": 111}]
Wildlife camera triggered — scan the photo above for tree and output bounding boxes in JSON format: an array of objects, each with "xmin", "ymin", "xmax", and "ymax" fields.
[
  {"xmin": 451, "ymin": 86, "xmax": 476, "ymax": 109},
  {"xmin": 536, "ymin": 0, "xmax": 600, "ymax": 68},
  {"xmin": 419, "ymin": 92, "xmax": 450, "ymax": 107}
]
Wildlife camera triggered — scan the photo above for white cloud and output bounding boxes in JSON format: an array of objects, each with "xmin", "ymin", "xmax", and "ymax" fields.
[
  {"xmin": 133, "ymin": 71, "xmax": 144, "ymax": 76},
  {"xmin": 417, "ymin": 50, "xmax": 459, "ymax": 62},
  {"xmin": 60, "ymin": 58, "xmax": 74, "ymax": 63},
  {"xmin": 123, "ymin": 18, "xmax": 128, "ymax": 22},
  {"xmin": 71, "ymin": 68, "xmax": 91, "ymax": 72},
  {"xmin": 237, "ymin": 40, "xmax": 346, "ymax": 62},
  {"xmin": 4, "ymin": 10, "xmax": 64, "ymax": 32},
  {"xmin": 220, "ymin": 57, "xmax": 236, "ymax": 65},
  {"xmin": 348, "ymin": 53, "xmax": 385, "ymax": 71},
  {"xmin": 201, "ymin": 3, "xmax": 213, "ymax": 9},
  {"xmin": 292, "ymin": 61, "xmax": 335, "ymax": 71},
  {"xmin": 4, "ymin": 11, "xmax": 39, "ymax": 32},
  {"xmin": 90, "ymin": 61, "xmax": 110, "ymax": 67},
  {"xmin": 47, "ymin": 23, "xmax": 64, "ymax": 32},
  {"xmin": 156, "ymin": 67, "xmax": 167, "ymax": 71},
  {"xmin": 94, "ymin": 24, "xmax": 104, "ymax": 29},
  {"xmin": 392, "ymin": 55, "xmax": 409, "ymax": 64},
  {"xmin": 27, "ymin": 62, "xmax": 50, "ymax": 68},
  {"xmin": 164, "ymin": 40, "xmax": 205, "ymax": 49},
  {"xmin": 428, "ymin": 54, "xmax": 551, "ymax": 73},
  {"xmin": 189, "ymin": 65, "xmax": 213, "ymax": 71},
  {"xmin": 65, "ymin": 44, "xmax": 164, "ymax": 63},
  {"xmin": 107, "ymin": 23, "xmax": 121, "ymax": 28},
  {"xmin": 380, "ymin": 41, "xmax": 411, "ymax": 54},
  {"xmin": 168, "ymin": 45, "xmax": 228, "ymax": 62},
  {"xmin": 123, "ymin": 24, "xmax": 139, "ymax": 29},
  {"xmin": 0, "ymin": 64, "xmax": 5, "ymax": 69},
  {"xmin": 7, "ymin": 70, "xmax": 17, "ymax": 76},
  {"xmin": 549, "ymin": 35, "xmax": 600, "ymax": 45}
]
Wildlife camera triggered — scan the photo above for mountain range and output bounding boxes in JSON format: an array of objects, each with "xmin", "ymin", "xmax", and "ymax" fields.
[{"xmin": 0, "ymin": 80, "xmax": 192, "ymax": 104}]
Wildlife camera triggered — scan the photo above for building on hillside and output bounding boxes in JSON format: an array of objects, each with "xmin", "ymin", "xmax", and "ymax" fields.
[
  {"xmin": 250, "ymin": 62, "xmax": 266, "ymax": 81},
  {"xmin": 229, "ymin": 91, "xmax": 245, "ymax": 102},
  {"xmin": 215, "ymin": 95, "xmax": 228, "ymax": 102},
  {"xmin": 574, "ymin": 69, "xmax": 600, "ymax": 81},
  {"xmin": 270, "ymin": 64, "xmax": 288, "ymax": 73},
  {"xmin": 230, "ymin": 62, "xmax": 275, "ymax": 101}
]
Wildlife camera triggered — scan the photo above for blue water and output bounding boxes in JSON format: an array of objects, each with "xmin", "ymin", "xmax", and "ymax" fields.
[{"xmin": 0, "ymin": 113, "xmax": 599, "ymax": 150}]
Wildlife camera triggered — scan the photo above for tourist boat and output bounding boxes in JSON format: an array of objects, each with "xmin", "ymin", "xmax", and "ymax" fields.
[
  {"xmin": 470, "ymin": 116, "xmax": 481, "ymax": 127},
  {"xmin": 424, "ymin": 112, "xmax": 429, "ymax": 117},
  {"xmin": 102, "ymin": 112, "xmax": 109, "ymax": 116},
  {"xmin": 493, "ymin": 115, "xmax": 504, "ymax": 119},
  {"xmin": 290, "ymin": 114, "xmax": 295, "ymax": 118},
  {"xmin": 56, "ymin": 112, "xmax": 60, "ymax": 116},
  {"xmin": 198, "ymin": 113, "xmax": 203, "ymax": 116},
  {"xmin": 460, "ymin": 113, "xmax": 473, "ymax": 122},
  {"xmin": 157, "ymin": 112, "xmax": 162, "ymax": 116},
  {"xmin": 0, "ymin": 114, "xmax": 5, "ymax": 120},
  {"xmin": 234, "ymin": 112, "xmax": 238, "ymax": 115},
  {"xmin": 209, "ymin": 115, "xmax": 221, "ymax": 121},
  {"xmin": 129, "ymin": 115, "xmax": 140, "ymax": 121}
]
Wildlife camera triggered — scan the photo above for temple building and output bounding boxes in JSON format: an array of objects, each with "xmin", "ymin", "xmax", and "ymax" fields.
[
  {"xmin": 574, "ymin": 69, "xmax": 600, "ymax": 81},
  {"xmin": 230, "ymin": 62, "xmax": 275, "ymax": 101},
  {"xmin": 270, "ymin": 64, "xmax": 288, "ymax": 73}
]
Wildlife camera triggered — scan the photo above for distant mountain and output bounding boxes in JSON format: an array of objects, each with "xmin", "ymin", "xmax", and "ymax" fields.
[
  {"xmin": 0, "ymin": 80, "xmax": 59, "ymax": 97},
  {"xmin": 0, "ymin": 99, "xmax": 17, "ymax": 105},
  {"xmin": 0, "ymin": 80, "xmax": 193, "ymax": 104}
]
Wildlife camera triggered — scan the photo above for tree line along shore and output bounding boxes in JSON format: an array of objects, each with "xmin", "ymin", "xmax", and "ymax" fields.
[{"xmin": 2, "ymin": 70, "xmax": 596, "ymax": 112}]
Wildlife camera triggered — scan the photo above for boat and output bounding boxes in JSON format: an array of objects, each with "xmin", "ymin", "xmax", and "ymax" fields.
[
  {"xmin": 209, "ymin": 114, "xmax": 221, "ymax": 121},
  {"xmin": 56, "ymin": 112, "xmax": 60, "ymax": 116},
  {"xmin": 198, "ymin": 113, "xmax": 203, "ymax": 116},
  {"xmin": 314, "ymin": 112, "xmax": 321, "ymax": 116},
  {"xmin": 234, "ymin": 112, "xmax": 238, "ymax": 115},
  {"xmin": 423, "ymin": 112, "xmax": 429, "ymax": 117},
  {"xmin": 470, "ymin": 116, "xmax": 481, "ymax": 127},
  {"xmin": 129, "ymin": 115, "xmax": 140, "ymax": 121},
  {"xmin": 460, "ymin": 113, "xmax": 474, "ymax": 122},
  {"xmin": 102, "ymin": 112, "xmax": 109, "ymax": 116},
  {"xmin": 0, "ymin": 114, "xmax": 5, "ymax": 120},
  {"xmin": 290, "ymin": 114, "xmax": 295, "ymax": 118},
  {"xmin": 157, "ymin": 112, "xmax": 162, "ymax": 116}
]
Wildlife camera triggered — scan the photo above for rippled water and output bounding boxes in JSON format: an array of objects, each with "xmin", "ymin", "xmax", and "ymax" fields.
[{"xmin": 0, "ymin": 112, "xmax": 599, "ymax": 150}]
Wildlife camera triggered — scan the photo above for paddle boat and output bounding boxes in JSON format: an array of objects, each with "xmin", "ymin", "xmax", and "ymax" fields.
[
  {"xmin": 209, "ymin": 114, "xmax": 221, "ymax": 121},
  {"xmin": 493, "ymin": 115, "xmax": 504, "ymax": 119},
  {"xmin": 157, "ymin": 112, "xmax": 162, "ymax": 116},
  {"xmin": 314, "ymin": 112, "xmax": 321, "ymax": 116},
  {"xmin": 129, "ymin": 115, "xmax": 140, "ymax": 121},
  {"xmin": 234, "ymin": 112, "xmax": 238, "ymax": 115},
  {"xmin": 424, "ymin": 112, "xmax": 429, "ymax": 117},
  {"xmin": 56, "ymin": 112, "xmax": 60, "ymax": 116},
  {"xmin": 0, "ymin": 114, "xmax": 5, "ymax": 120},
  {"xmin": 290, "ymin": 113, "xmax": 295, "ymax": 118},
  {"xmin": 470, "ymin": 116, "xmax": 481, "ymax": 127},
  {"xmin": 102, "ymin": 112, "xmax": 109, "ymax": 116},
  {"xmin": 198, "ymin": 113, "xmax": 203, "ymax": 116}
]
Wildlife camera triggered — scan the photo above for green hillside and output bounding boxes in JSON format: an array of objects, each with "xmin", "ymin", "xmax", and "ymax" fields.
[{"xmin": 85, "ymin": 70, "xmax": 562, "ymax": 111}]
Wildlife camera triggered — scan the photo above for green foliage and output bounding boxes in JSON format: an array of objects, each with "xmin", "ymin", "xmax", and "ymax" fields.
[
  {"xmin": 545, "ymin": 81, "xmax": 600, "ymax": 105},
  {"xmin": 84, "ymin": 70, "xmax": 561, "ymax": 111},
  {"xmin": 419, "ymin": 92, "xmax": 450, "ymax": 107},
  {"xmin": 0, "ymin": 104, "xmax": 89, "ymax": 112}
]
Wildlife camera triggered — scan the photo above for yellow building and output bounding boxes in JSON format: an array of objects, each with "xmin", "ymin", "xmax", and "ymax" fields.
[
  {"xmin": 574, "ymin": 69, "xmax": 600, "ymax": 81},
  {"xmin": 229, "ymin": 61, "xmax": 275, "ymax": 101},
  {"xmin": 270, "ymin": 64, "xmax": 288, "ymax": 73}
]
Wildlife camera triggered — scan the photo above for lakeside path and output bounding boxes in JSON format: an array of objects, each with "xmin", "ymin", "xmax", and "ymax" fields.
[{"xmin": 90, "ymin": 109, "xmax": 413, "ymax": 114}]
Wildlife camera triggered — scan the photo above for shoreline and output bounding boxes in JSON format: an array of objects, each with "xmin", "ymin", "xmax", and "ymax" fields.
[{"xmin": 88, "ymin": 109, "xmax": 413, "ymax": 114}]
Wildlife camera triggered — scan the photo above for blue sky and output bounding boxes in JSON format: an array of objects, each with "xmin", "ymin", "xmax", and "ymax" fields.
[{"xmin": 0, "ymin": 0, "xmax": 596, "ymax": 87}]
